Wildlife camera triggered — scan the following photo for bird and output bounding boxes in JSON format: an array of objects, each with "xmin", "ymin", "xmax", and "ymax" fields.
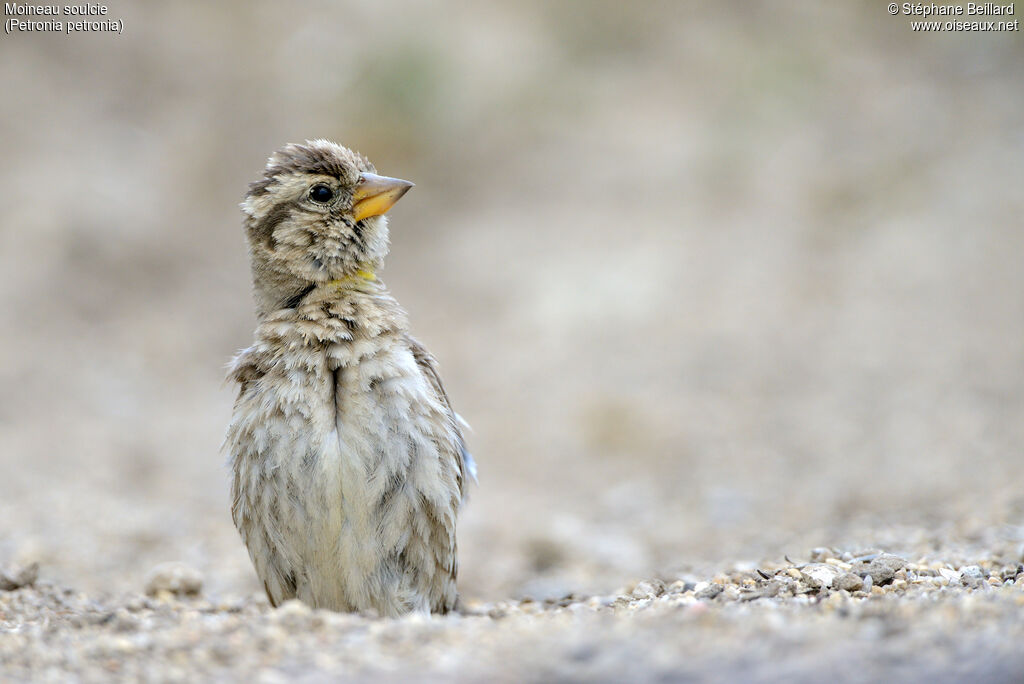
[{"xmin": 225, "ymin": 139, "xmax": 475, "ymax": 616}]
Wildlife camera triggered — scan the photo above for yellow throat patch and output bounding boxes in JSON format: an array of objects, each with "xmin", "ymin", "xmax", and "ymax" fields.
[{"xmin": 327, "ymin": 268, "xmax": 377, "ymax": 289}]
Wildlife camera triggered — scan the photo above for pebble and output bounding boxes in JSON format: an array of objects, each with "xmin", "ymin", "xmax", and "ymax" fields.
[
  {"xmin": 961, "ymin": 566, "xmax": 985, "ymax": 580},
  {"xmin": 585, "ymin": 595, "xmax": 615, "ymax": 609},
  {"xmin": 631, "ymin": 580, "xmax": 665, "ymax": 600},
  {"xmin": 851, "ymin": 554, "xmax": 907, "ymax": 586},
  {"xmin": 696, "ymin": 583, "xmax": 724, "ymax": 600},
  {"xmin": 0, "ymin": 562, "xmax": 39, "ymax": 591},
  {"xmin": 144, "ymin": 563, "xmax": 203, "ymax": 598},
  {"xmin": 835, "ymin": 573, "xmax": 864, "ymax": 592},
  {"xmin": 809, "ymin": 548, "xmax": 836, "ymax": 562},
  {"xmin": 800, "ymin": 564, "xmax": 840, "ymax": 589}
]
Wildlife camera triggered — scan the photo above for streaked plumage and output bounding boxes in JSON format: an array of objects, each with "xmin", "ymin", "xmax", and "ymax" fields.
[{"xmin": 226, "ymin": 140, "xmax": 474, "ymax": 616}]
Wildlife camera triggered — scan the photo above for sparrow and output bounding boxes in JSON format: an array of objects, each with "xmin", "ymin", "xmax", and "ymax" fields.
[{"xmin": 225, "ymin": 140, "xmax": 475, "ymax": 616}]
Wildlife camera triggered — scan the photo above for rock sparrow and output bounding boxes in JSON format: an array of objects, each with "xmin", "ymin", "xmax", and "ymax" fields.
[{"xmin": 226, "ymin": 140, "xmax": 474, "ymax": 616}]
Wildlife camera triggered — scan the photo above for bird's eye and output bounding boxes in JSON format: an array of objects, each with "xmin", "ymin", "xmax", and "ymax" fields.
[{"xmin": 309, "ymin": 184, "xmax": 334, "ymax": 203}]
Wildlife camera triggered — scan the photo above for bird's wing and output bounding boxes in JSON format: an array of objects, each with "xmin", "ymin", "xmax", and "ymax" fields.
[{"xmin": 405, "ymin": 335, "xmax": 477, "ymax": 494}]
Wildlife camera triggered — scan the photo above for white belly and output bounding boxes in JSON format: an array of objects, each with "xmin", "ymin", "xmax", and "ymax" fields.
[{"xmin": 229, "ymin": 340, "xmax": 460, "ymax": 615}]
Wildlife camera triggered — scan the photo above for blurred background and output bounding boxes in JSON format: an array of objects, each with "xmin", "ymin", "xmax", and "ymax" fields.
[{"xmin": 1, "ymin": 2, "xmax": 1022, "ymax": 602}]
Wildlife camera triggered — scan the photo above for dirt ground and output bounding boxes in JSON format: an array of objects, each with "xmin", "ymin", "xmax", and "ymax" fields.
[{"xmin": 1, "ymin": 2, "xmax": 1022, "ymax": 681}]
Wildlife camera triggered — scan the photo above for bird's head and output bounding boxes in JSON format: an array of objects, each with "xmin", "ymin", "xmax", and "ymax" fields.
[{"xmin": 241, "ymin": 139, "xmax": 413, "ymax": 315}]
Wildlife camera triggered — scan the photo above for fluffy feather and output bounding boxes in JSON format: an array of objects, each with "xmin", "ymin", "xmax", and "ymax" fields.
[{"xmin": 225, "ymin": 141, "xmax": 471, "ymax": 615}]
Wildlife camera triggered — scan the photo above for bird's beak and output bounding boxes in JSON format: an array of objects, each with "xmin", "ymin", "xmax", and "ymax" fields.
[{"xmin": 351, "ymin": 172, "xmax": 414, "ymax": 222}]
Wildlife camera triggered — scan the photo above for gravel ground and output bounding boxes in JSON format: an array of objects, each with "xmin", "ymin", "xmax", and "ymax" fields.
[{"xmin": 4, "ymin": 538, "xmax": 1024, "ymax": 683}]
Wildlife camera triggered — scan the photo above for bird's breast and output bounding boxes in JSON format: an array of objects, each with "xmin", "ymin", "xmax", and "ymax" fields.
[{"xmin": 229, "ymin": 318, "xmax": 462, "ymax": 612}]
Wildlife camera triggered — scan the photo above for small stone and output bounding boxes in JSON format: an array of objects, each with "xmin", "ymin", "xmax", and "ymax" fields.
[
  {"xmin": 961, "ymin": 565, "xmax": 985, "ymax": 580},
  {"xmin": 631, "ymin": 580, "xmax": 665, "ymax": 600},
  {"xmin": 825, "ymin": 558, "xmax": 853, "ymax": 571},
  {"xmin": 275, "ymin": 599, "xmax": 311, "ymax": 616},
  {"xmin": 0, "ymin": 562, "xmax": 39, "ymax": 591},
  {"xmin": 696, "ymin": 583, "xmax": 723, "ymax": 600},
  {"xmin": 835, "ymin": 573, "xmax": 864, "ymax": 592},
  {"xmin": 800, "ymin": 564, "xmax": 841, "ymax": 590},
  {"xmin": 520, "ymin": 600, "xmax": 543, "ymax": 614},
  {"xmin": 124, "ymin": 595, "xmax": 149, "ymax": 612},
  {"xmin": 852, "ymin": 554, "xmax": 907, "ymax": 586},
  {"xmin": 459, "ymin": 599, "xmax": 488, "ymax": 615},
  {"xmin": 144, "ymin": 562, "xmax": 203, "ymax": 598},
  {"xmin": 809, "ymin": 548, "xmax": 835, "ymax": 562}
]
